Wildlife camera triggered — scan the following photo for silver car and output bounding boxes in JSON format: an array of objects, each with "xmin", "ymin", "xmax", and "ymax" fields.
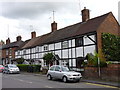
[
  {"xmin": 47, "ymin": 65, "xmax": 82, "ymax": 83},
  {"xmin": 3, "ymin": 64, "xmax": 20, "ymax": 74}
]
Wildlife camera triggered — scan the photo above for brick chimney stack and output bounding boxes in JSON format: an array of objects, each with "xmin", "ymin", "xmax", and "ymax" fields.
[
  {"xmin": 51, "ymin": 21, "xmax": 57, "ymax": 32},
  {"xmin": 31, "ymin": 31, "xmax": 36, "ymax": 39},
  {"xmin": 6, "ymin": 38, "xmax": 10, "ymax": 44},
  {"xmin": 16, "ymin": 36, "xmax": 22, "ymax": 41},
  {"xmin": 81, "ymin": 7, "xmax": 90, "ymax": 22}
]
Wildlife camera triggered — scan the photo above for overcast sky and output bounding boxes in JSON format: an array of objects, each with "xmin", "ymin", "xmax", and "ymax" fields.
[{"xmin": 0, "ymin": 0, "xmax": 119, "ymax": 42}]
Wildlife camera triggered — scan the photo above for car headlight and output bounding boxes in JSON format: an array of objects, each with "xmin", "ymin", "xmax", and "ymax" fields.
[
  {"xmin": 67, "ymin": 74, "xmax": 72, "ymax": 76},
  {"xmin": 9, "ymin": 69, "xmax": 13, "ymax": 71}
]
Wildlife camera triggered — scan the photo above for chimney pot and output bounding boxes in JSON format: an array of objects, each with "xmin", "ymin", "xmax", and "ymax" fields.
[
  {"xmin": 31, "ymin": 31, "xmax": 36, "ymax": 39},
  {"xmin": 16, "ymin": 36, "xmax": 22, "ymax": 41},
  {"xmin": 81, "ymin": 7, "xmax": 90, "ymax": 22},
  {"xmin": 51, "ymin": 21, "xmax": 57, "ymax": 32},
  {"xmin": 6, "ymin": 38, "xmax": 10, "ymax": 44}
]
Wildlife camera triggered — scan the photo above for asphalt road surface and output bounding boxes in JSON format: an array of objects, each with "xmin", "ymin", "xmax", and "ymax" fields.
[{"xmin": 1, "ymin": 73, "xmax": 119, "ymax": 89}]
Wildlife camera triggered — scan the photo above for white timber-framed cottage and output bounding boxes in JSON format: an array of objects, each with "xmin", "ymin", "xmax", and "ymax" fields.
[{"xmin": 15, "ymin": 7, "xmax": 120, "ymax": 71}]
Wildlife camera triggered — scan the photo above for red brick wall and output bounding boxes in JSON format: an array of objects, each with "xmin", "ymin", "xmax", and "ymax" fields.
[
  {"xmin": 97, "ymin": 13, "xmax": 119, "ymax": 52},
  {"xmin": 11, "ymin": 47, "xmax": 16, "ymax": 58},
  {"xmin": 83, "ymin": 64, "xmax": 120, "ymax": 81}
]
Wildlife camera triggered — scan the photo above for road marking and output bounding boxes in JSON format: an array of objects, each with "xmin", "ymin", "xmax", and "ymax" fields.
[
  {"xmin": 45, "ymin": 85, "xmax": 53, "ymax": 88},
  {"xmin": 15, "ymin": 78, "xmax": 33, "ymax": 84},
  {"xmin": 86, "ymin": 83, "xmax": 119, "ymax": 89}
]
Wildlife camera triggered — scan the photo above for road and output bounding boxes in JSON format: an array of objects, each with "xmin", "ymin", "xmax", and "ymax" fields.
[{"xmin": 1, "ymin": 73, "xmax": 119, "ymax": 89}]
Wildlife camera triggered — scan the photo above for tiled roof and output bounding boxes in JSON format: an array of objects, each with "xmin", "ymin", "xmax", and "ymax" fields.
[
  {"xmin": 21, "ymin": 12, "xmax": 111, "ymax": 49},
  {"xmin": 1, "ymin": 41, "xmax": 24, "ymax": 49}
]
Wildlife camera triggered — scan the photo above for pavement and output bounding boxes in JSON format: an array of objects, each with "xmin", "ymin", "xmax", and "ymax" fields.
[{"xmin": 21, "ymin": 72, "xmax": 120, "ymax": 88}]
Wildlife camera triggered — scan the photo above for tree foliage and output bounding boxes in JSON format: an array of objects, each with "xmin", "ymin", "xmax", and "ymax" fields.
[
  {"xmin": 43, "ymin": 53, "xmax": 54, "ymax": 65},
  {"xmin": 102, "ymin": 33, "xmax": 120, "ymax": 61},
  {"xmin": 16, "ymin": 58, "xmax": 24, "ymax": 64},
  {"xmin": 86, "ymin": 51, "xmax": 107, "ymax": 67},
  {"xmin": 0, "ymin": 40, "xmax": 4, "ymax": 44}
]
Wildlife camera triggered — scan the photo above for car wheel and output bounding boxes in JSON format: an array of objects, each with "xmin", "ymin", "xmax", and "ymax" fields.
[
  {"xmin": 62, "ymin": 76, "xmax": 68, "ymax": 83},
  {"xmin": 47, "ymin": 74, "xmax": 52, "ymax": 80},
  {"xmin": 7, "ymin": 70, "xmax": 10, "ymax": 74},
  {"xmin": 2, "ymin": 71, "xmax": 5, "ymax": 74},
  {"xmin": 76, "ymin": 79, "xmax": 80, "ymax": 82}
]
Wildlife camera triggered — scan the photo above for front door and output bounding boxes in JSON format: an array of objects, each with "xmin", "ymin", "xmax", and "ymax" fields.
[{"xmin": 76, "ymin": 57, "xmax": 84, "ymax": 68}]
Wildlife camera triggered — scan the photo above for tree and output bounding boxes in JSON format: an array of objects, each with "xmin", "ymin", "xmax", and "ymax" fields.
[
  {"xmin": 102, "ymin": 33, "xmax": 120, "ymax": 61},
  {"xmin": 16, "ymin": 58, "xmax": 24, "ymax": 64},
  {"xmin": 0, "ymin": 40, "xmax": 5, "ymax": 45},
  {"xmin": 43, "ymin": 53, "xmax": 54, "ymax": 66}
]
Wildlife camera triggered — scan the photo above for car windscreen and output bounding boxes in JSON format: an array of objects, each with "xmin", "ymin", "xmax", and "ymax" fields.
[
  {"xmin": 61, "ymin": 66, "xmax": 69, "ymax": 72},
  {"xmin": 8, "ymin": 65, "xmax": 17, "ymax": 68}
]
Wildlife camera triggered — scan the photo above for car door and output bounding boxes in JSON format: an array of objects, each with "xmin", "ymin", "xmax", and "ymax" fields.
[
  {"xmin": 54, "ymin": 66, "xmax": 62, "ymax": 79},
  {"xmin": 49, "ymin": 66, "xmax": 55, "ymax": 78}
]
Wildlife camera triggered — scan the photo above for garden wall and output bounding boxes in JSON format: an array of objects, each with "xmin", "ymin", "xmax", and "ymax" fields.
[{"xmin": 83, "ymin": 64, "xmax": 120, "ymax": 82}]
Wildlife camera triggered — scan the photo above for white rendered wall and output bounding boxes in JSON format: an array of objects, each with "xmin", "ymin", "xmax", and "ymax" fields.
[
  {"xmin": 49, "ymin": 44, "xmax": 54, "ymax": 50},
  {"xmin": 72, "ymin": 59, "xmax": 76, "ymax": 67},
  {"xmin": 55, "ymin": 50, "xmax": 61, "ymax": 58},
  {"xmin": 69, "ymin": 49, "xmax": 71, "ymax": 58},
  {"xmin": 84, "ymin": 35, "xmax": 95, "ymax": 45},
  {"xmin": 76, "ymin": 47, "xmax": 83, "ymax": 57},
  {"xmin": 72, "ymin": 39, "xmax": 75, "ymax": 47},
  {"xmin": 62, "ymin": 49, "xmax": 68, "ymax": 58},
  {"xmin": 84, "ymin": 45, "xmax": 96, "ymax": 56},
  {"xmin": 69, "ymin": 40, "xmax": 72, "ymax": 47},
  {"xmin": 55, "ymin": 42, "xmax": 61, "ymax": 49},
  {"xmin": 72, "ymin": 48, "xmax": 75, "ymax": 58}
]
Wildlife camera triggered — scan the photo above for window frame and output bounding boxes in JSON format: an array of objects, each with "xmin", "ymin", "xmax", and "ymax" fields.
[{"xmin": 75, "ymin": 37, "xmax": 83, "ymax": 47}]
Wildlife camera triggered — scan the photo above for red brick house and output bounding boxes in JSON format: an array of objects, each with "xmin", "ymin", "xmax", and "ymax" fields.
[{"xmin": 1, "ymin": 36, "xmax": 24, "ymax": 65}]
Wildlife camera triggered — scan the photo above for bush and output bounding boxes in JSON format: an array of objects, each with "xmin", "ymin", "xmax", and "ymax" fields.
[
  {"xmin": 17, "ymin": 64, "xmax": 41, "ymax": 72},
  {"xmin": 102, "ymin": 33, "xmax": 120, "ymax": 61},
  {"xmin": 16, "ymin": 58, "xmax": 24, "ymax": 64},
  {"xmin": 17, "ymin": 64, "xmax": 29, "ymax": 72},
  {"xmin": 86, "ymin": 51, "xmax": 107, "ymax": 67}
]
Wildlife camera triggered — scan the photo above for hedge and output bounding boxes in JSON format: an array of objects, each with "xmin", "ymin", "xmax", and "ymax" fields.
[{"xmin": 17, "ymin": 64, "xmax": 41, "ymax": 72}]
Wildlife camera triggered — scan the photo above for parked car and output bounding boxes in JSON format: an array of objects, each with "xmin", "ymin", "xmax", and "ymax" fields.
[
  {"xmin": 3, "ymin": 64, "xmax": 20, "ymax": 74},
  {"xmin": 0, "ymin": 65, "xmax": 5, "ymax": 73},
  {"xmin": 47, "ymin": 65, "xmax": 82, "ymax": 83}
]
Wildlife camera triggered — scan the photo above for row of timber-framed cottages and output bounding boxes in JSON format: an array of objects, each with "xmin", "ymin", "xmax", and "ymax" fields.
[{"xmin": 1, "ymin": 7, "xmax": 120, "ymax": 71}]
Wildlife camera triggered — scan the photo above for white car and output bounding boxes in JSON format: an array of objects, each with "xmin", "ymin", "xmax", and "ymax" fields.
[
  {"xmin": 47, "ymin": 65, "xmax": 82, "ymax": 83},
  {"xmin": 3, "ymin": 64, "xmax": 20, "ymax": 74}
]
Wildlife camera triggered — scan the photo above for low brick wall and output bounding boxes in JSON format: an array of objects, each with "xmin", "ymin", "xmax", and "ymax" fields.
[{"xmin": 83, "ymin": 64, "xmax": 120, "ymax": 82}]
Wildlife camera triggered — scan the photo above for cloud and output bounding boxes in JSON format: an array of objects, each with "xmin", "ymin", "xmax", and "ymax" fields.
[{"xmin": 0, "ymin": 2, "xmax": 77, "ymax": 19}]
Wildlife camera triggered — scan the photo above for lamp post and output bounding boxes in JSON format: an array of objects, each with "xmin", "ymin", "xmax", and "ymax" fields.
[{"xmin": 98, "ymin": 57, "xmax": 101, "ymax": 77}]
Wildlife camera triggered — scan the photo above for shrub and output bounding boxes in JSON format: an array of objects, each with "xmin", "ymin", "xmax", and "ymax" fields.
[
  {"xmin": 17, "ymin": 64, "xmax": 29, "ymax": 72},
  {"xmin": 102, "ymin": 33, "xmax": 120, "ymax": 61},
  {"xmin": 17, "ymin": 64, "xmax": 41, "ymax": 72},
  {"xmin": 16, "ymin": 58, "xmax": 24, "ymax": 64},
  {"xmin": 86, "ymin": 51, "xmax": 107, "ymax": 67}
]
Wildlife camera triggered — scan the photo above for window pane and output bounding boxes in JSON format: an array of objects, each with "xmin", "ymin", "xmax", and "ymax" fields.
[{"xmin": 75, "ymin": 37, "xmax": 83, "ymax": 47}]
